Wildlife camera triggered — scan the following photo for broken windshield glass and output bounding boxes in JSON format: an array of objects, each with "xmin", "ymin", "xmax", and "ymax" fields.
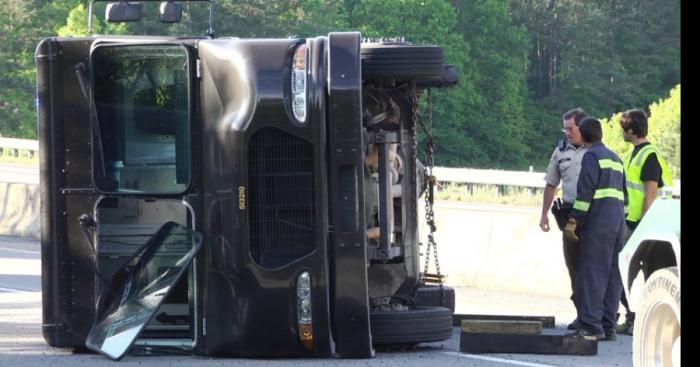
[{"xmin": 85, "ymin": 221, "xmax": 202, "ymax": 360}]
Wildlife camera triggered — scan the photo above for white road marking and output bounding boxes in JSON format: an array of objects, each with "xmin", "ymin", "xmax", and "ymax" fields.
[
  {"xmin": 0, "ymin": 287, "xmax": 29, "ymax": 293},
  {"xmin": 0, "ymin": 247, "xmax": 40, "ymax": 255},
  {"xmin": 442, "ymin": 351, "xmax": 559, "ymax": 367}
]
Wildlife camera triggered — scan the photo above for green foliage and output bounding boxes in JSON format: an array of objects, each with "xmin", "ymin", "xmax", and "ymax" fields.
[
  {"xmin": 57, "ymin": 3, "xmax": 90, "ymax": 36},
  {"xmin": 512, "ymin": 0, "xmax": 680, "ymax": 169},
  {"xmin": 215, "ymin": 0, "xmax": 349, "ymax": 38},
  {"xmin": 351, "ymin": 0, "xmax": 532, "ymax": 169},
  {"xmin": 0, "ymin": 0, "xmax": 680, "ymax": 174},
  {"xmin": 648, "ymin": 85, "xmax": 681, "ymax": 179},
  {"xmin": 437, "ymin": 182, "xmax": 542, "ymax": 207},
  {"xmin": 57, "ymin": 3, "xmax": 127, "ymax": 36},
  {"xmin": 602, "ymin": 84, "xmax": 681, "ymax": 179},
  {"xmin": 444, "ymin": 0, "xmax": 531, "ymax": 170},
  {"xmin": 601, "ymin": 112, "xmax": 629, "ymax": 161}
]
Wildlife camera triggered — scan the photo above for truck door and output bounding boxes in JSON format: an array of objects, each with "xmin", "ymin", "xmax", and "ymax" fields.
[{"xmin": 36, "ymin": 38, "xmax": 202, "ymax": 350}]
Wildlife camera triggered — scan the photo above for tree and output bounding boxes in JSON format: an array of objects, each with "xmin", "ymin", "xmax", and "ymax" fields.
[
  {"xmin": 647, "ymin": 84, "xmax": 680, "ymax": 179},
  {"xmin": 351, "ymin": 0, "xmax": 532, "ymax": 169},
  {"xmin": 511, "ymin": 0, "xmax": 679, "ymax": 170},
  {"xmin": 601, "ymin": 84, "xmax": 680, "ymax": 178},
  {"xmin": 0, "ymin": 0, "xmax": 78, "ymax": 138},
  {"xmin": 448, "ymin": 0, "xmax": 531, "ymax": 169}
]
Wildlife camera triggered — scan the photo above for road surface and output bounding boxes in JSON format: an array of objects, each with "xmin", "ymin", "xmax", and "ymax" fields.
[{"xmin": 0, "ymin": 235, "xmax": 633, "ymax": 366}]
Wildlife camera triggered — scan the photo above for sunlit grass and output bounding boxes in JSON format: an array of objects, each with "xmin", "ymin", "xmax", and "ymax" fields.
[
  {"xmin": 435, "ymin": 182, "xmax": 544, "ymax": 207},
  {"xmin": 0, "ymin": 151, "xmax": 38, "ymax": 166}
]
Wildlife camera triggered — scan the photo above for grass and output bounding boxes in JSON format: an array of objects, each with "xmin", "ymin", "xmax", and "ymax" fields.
[
  {"xmin": 0, "ymin": 152, "xmax": 38, "ymax": 166},
  {"xmin": 435, "ymin": 182, "xmax": 546, "ymax": 207}
]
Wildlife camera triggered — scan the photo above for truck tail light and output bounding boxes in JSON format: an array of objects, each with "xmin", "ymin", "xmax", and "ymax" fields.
[
  {"xmin": 297, "ymin": 271, "xmax": 313, "ymax": 350},
  {"xmin": 291, "ymin": 44, "xmax": 307, "ymax": 123}
]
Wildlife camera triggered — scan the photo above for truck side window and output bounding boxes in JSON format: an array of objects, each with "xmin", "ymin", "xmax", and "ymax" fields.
[{"xmin": 92, "ymin": 44, "xmax": 190, "ymax": 193}]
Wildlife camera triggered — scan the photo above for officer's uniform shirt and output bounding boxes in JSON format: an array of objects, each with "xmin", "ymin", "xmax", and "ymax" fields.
[{"xmin": 543, "ymin": 139, "xmax": 588, "ymax": 204}]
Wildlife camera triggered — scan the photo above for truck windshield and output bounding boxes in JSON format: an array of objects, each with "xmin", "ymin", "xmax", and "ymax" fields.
[{"xmin": 92, "ymin": 44, "xmax": 190, "ymax": 193}]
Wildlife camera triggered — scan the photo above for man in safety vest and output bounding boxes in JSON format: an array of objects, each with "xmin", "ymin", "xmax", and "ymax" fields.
[
  {"xmin": 564, "ymin": 117, "xmax": 627, "ymax": 341},
  {"xmin": 616, "ymin": 108, "xmax": 674, "ymax": 335}
]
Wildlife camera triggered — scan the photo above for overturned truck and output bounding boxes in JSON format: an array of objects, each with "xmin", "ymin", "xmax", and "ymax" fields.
[{"xmin": 36, "ymin": 0, "xmax": 458, "ymax": 360}]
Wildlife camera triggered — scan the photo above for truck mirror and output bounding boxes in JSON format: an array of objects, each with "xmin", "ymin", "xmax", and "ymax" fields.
[
  {"xmin": 105, "ymin": 1, "xmax": 143, "ymax": 22},
  {"xmin": 160, "ymin": 1, "xmax": 182, "ymax": 23}
]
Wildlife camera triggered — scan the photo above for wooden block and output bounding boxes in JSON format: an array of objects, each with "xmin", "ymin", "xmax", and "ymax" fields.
[
  {"xmin": 452, "ymin": 314, "xmax": 555, "ymax": 328},
  {"xmin": 461, "ymin": 319, "xmax": 542, "ymax": 334},
  {"xmin": 460, "ymin": 332, "xmax": 597, "ymax": 355}
]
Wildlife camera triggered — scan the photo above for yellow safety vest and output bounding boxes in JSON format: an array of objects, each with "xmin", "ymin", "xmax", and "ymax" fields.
[{"xmin": 623, "ymin": 143, "xmax": 673, "ymax": 223}]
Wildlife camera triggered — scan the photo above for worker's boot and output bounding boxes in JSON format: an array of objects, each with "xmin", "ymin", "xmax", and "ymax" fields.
[
  {"xmin": 616, "ymin": 312, "xmax": 635, "ymax": 335},
  {"xmin": 569, "ymin": 327, "xmax": 605, "ymax": 340},
  {"xmin": 566, "ymin": 318, "xmax": 581, "ymax": 330},
  {"xmin": 602, "ymin": 328, "xmax": 617, "ymax": 342},
  {"xmin": 615, "ymin": 318, "xmax": 634, "ymax": 335}
]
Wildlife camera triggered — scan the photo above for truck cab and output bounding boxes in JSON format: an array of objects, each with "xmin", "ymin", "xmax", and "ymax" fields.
[{"xmin": 36, "ymin": 0, "xmax": 457, "ymax": 360}]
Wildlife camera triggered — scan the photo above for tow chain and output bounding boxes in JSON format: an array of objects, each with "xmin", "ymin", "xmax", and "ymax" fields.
[{"xmin": 410, "ymin": 84, "xmax": 444, "ymax": 307}]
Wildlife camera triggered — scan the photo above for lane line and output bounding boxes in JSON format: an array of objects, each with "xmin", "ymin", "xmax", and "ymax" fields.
[
  {"xmin": 0, "ymin": 247, "xmax": 40, "ymax": 255},
  {"xmin": 441, "ymin": 351, "xmax": 559, "ymax": 367},
  {"xmin": 0, "ymin": 287, "xmax": 31, "ymax": 293}
]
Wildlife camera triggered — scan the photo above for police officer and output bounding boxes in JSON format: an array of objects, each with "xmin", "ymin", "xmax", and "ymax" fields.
[
  {"xmin": 615, "ymin": 108, "xmax": 674, "ymax": 335},
  {"xmin": 540, "ymin": 108, "xmax": 588, "ymax": 330},
  {"xmin": 564, "ymin": 117, "xmax": 627, "ymax": 341}
]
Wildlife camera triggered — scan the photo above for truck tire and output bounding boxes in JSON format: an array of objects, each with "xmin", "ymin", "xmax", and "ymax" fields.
[
  {"xmin": 361, "ymin": 43, "xmax": 444, "ymax": 81},
  {"xmin": 414, "ymin": 285, "xmax": 455, "ymax": 313},
  {"xmin": 632, "ymin": 266, "xmax": 680, "ymax": 367},
  {"xmin": 370, "ymin": 306, "xmax": 453, "ymax": 345}
]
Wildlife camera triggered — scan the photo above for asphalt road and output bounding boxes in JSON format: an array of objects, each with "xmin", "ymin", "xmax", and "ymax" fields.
[{"xmin": 0, "ymin": 235, "xmax": 633, "ymax": 367}]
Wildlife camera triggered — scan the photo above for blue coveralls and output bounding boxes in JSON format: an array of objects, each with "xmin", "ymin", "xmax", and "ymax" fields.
[{"xmin": 570, "ymin": 141, "xmax": 627, "ymax": 335}]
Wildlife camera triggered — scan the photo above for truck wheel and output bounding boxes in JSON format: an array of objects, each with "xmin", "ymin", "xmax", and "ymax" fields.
[
  {"xmin": 414, "ymin": 285, "xmax": 455, "ymax": 313},
  {"xmin": 361, "ymin": 43, "xmax": 444, "ymax": 81},
  {"xmin": 370, "ymin": 306, "xmax": 453, "ymax": 345},
  {"xmin": 633, "ymin": 267, "xmax": 680, "ymax": 367}
]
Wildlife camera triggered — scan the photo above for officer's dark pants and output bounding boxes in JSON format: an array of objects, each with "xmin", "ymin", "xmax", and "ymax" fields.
[
  {"xmin": 562, "ymin": 233, "xmax": 580, "ymax": 306},
  {"xmin": 575, "ymin": 218, "xmax": 626, "ymax": 334}
]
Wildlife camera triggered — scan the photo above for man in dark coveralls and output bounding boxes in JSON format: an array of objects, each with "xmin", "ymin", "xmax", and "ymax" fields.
[{"xmin": 564, "ymin": 117, "xmax": 627, "ymax": 341}]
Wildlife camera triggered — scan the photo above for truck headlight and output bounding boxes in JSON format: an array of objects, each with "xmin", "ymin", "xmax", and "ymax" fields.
[{"xmin": 291, "ymin": 44, "xmax": 307, "ymax": 124}]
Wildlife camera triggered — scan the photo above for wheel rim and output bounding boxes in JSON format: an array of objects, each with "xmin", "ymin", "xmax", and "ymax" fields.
[{"xmin": 640, "ymin": 299, "xmax": 680, "ymax": 367}]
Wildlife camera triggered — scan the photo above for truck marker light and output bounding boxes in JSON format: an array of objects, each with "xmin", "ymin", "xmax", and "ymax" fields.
[
  {"xmin": 291, "ymin": 44, "xmax": 307, "ymax": 123},
  {"xmin": 297, "ymin": 271, "xmax": 313, "ymax": 350}
]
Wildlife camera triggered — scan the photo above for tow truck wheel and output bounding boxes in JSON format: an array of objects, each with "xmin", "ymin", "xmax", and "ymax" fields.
[
  {"xmin": 632, "ymin": 267, "xmax": 680, "ymax": 367},
  {"xmin": 370, "ymin": 306, "xmax": 453, "ymax": 345},
  {"xmin": 361, "ymin": 42, "xmax": 445, "ymax": 81}
]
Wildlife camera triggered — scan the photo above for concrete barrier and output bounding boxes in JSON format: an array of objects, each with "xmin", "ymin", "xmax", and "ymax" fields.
[
  {"xmin": 419, "ymin": 201, "xmax": 571, "ymax": 298},
  {"xmin": 0, "ymin": 182, "xmax": 40, "ymax": 238},
  {"xmin": 0, "ymin": 181, "xmax": 573, "ymax": 297}
]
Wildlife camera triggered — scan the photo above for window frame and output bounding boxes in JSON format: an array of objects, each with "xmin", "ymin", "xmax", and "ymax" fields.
[{"xmin": 89, "ymin": 41, "xmax": 194, "ymax": 195}]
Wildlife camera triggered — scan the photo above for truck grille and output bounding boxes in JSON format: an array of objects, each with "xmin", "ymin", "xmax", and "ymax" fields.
[{"xmin": 248, "ymin": 127, "xmax": 316, "ymax": 268}]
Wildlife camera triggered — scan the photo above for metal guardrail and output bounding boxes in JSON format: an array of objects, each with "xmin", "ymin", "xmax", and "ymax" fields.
[
  {"xmin": 433, "ymin": 167, "xmax": 545, "ymax": 188},
  {"xmin": 433, "ymin": 166, "xmax": 680, "ymax": 197},
  {"xmin": 0, "ymin": 139, "xmax": 681, "ymax": 196},
  {"xmin": 0, "ymin": 137, "xmax": 39, "ymax": 158}
]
